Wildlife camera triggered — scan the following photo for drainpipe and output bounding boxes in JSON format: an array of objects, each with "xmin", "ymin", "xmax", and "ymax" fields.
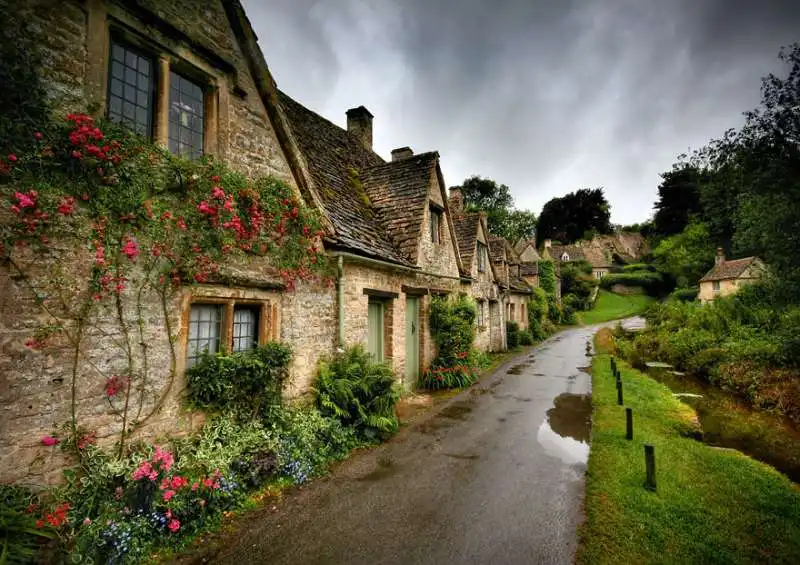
[{"xmin": 337, "ymin": 255, "xmax": 345, "ymax": 349}]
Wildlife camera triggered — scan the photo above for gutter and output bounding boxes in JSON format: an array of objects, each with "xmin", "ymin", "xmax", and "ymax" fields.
[{"xmin": 329, "ymin": 250, "xmax": 465, "ymax": 282}]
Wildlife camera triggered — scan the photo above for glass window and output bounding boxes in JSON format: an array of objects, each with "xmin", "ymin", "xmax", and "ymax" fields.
[
  {"xmin": 232, "ymin": 306, "xmax": 259, "ymax": 352},
  {"xmin": 477, "ymin": 301, "xmax": 485, "ymax": 326},
  {"xmin": 169, "ymin": 71, "xmax": 205, "ymax": 159},
  {"xmin": 712, "ymin": 281, "xmax": 721, "ymax": 292},
  {"xmin": 107, "ymin": 41, "xmax": 154, "ymax": 137},
  {"xmin": 430, "ymin": 208, "xmax": 441, "ymax": 244},
  {"xmin": 367, "ymin": 300, "xmax": 385, "ymax": 361},
  {"xmin": 187, "ymin": 304, "xmax": 222, "ymax": 366},
  {"xmin": 477, "ymin": 242, "xmax": 487, "ymax": 272}
]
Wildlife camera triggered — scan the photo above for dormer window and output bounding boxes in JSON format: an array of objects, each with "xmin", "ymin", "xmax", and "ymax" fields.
[
  {"xmin": 561, "ymin": 252, "xmax": 570, "ymax": 262},
  {"xmin": 430, "ymin": 205, "xmax": 442, "ymax": 244}
]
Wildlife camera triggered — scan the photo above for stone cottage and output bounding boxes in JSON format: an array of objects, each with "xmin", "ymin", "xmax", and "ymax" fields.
[
  {"xmin": 488, "ymin": 236, "xmax": 533, "ymax": 331},
  {"xmin": 1, "ymin": 0, "xmax": 514, "ymax": 485},
  {"xmin": 698, "ymin": 249, "xmax": 765, "ymax": 303},
  {"xmin": 449, "ymin": 190, "xmax": 505, "ymax": 352}
]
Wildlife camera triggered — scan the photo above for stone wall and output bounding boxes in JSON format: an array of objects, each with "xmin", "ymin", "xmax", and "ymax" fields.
[{"xmin": 507, "ymin": 293, "xmax": 530, "ymax": 330}]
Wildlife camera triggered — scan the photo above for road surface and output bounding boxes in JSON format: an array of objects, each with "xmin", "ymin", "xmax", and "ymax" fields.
[{"xmin": 185, "ymin": 323, "xmax": 625, "ymax": 565}]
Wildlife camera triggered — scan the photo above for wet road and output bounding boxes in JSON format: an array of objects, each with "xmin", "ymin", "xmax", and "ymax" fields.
[{"xmin": 192, "ymin": 325, "xmax": 608, "ymax": 565}]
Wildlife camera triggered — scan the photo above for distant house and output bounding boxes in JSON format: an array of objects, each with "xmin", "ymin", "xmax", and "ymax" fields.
[
  {"xmin": 488, "ymin": 236, "xmax": 533, "ymax": 331},
  {"xmin": 699, "ymin": 249, "xmax": 766, "ymax": 303}
]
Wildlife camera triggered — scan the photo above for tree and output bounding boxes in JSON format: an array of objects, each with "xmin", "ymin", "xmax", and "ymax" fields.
[
  {"xmin": 652, "ymin": 165, "xmax": 704, "ymax": 237},
  {"xmin": 560, "ymin": 260, "xmax": 597, "ymax": 311},
  {"xmin": 536, "ymin": 188, "xmax": 612, "ymax": 244},
  {"xmin": 652, "ymin": 221, "xmax": 716, "ymax": 288},
  {"xmin": 450, "ymin": 175, "xmax": 536, "ymax": 241}
]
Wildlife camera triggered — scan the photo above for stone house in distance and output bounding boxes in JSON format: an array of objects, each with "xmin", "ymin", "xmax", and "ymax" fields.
[
  {"xmin": 698, "ymin": 249, "xmax": 765, "ymax": 303},
  {"xmin": 488, "ymin": 236, "xmax": 533, "ymax": 331},
  {"xmin": 1, "ymin": 0, "xmax": 517, "ymax": 484}
]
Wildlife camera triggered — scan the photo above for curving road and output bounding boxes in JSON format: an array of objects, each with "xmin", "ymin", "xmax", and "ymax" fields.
[{"xmin": 185, "ymin": 324, "xmax": 623, "ymax": 565}]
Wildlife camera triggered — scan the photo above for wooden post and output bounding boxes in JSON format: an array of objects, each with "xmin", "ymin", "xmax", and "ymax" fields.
[
  {"xmin": 611, "ymin": 357, "xmax": 616, "ymax": 373},
  {"xmin": 626, "ymin": 408, "xmax": 633, "ymax": 440},
  {"xmin": 617, "ymin": 380, "xmax": 623, "ymax": 405},
  {"xmin": 644, "ymin": 444, "xmax": 657, "ymax": 491}
]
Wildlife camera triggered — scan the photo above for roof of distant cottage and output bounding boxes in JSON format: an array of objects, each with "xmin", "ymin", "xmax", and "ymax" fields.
[
  {"xmin": 700, "ymin": 257, "xmax": 763, "ymax": 282},
  {"xmin": 520, "ymin": 262, "xmax": 539, "ymax": 276}
]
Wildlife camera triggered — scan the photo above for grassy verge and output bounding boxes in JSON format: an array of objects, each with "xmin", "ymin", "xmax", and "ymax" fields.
[
  {"xmin": 578, "ymin": 329, "xmax": 800, "ymax": 564},
  {"xmin": 579, "ymin": 290, "xmax": 655, "ymax": 325}
]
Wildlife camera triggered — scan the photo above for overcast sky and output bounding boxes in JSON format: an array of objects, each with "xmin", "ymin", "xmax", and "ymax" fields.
[{"xmin": 243, "ymin": 0, "xmax": 800, "ymax": 225}]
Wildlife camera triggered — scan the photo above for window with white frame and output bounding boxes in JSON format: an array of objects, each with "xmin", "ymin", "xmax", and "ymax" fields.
[
  {"xmin": 186, "ymin": 300, "xmax": 273, "ymax": 367},
  {"xmin": 187, "ymin": 304, "xmax": 223, "ymax": 366}
]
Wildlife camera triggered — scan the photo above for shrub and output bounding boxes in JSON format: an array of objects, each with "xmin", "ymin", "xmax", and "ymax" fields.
[
  {"xmin": 622, "ymin": 263, "xmax": 657, "ymax": 272},
  {"xmin": 506, "ymin": 321, "xmax": 520, "ymax": 349},
  {"xmin": 314, "ymin": 345, "xmax": 400, "ymax": 441},
  {"xmin": 518, "ymin": 330, "xmax": 534, "ymax": 346},
  {"xmin": 527, "ymin": 287, "xmax": 549, "ymax": 339},
  {"xmin": 1, "ymin": 485, "xmax": 57, "ymax": 564},
  {"xmin": 186, "ymin": 343, "xmax": 291, "ymax": 418},
  {"xmin": 669, "ymin": 287, "xmax": 698, "ymax": 302},
  {"xmin": 419, "ymin": 295, "xmax": 482, "ymax": 390},
  {"xmin": 600, "ymin": 271, "xmax": 665, "ymax": 296}
]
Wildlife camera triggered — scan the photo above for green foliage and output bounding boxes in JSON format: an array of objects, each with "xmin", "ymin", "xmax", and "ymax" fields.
[
  {"xmin": 599, "ymin": 271, "xmax": 665, "ymax": 296},
  {"xmin": 536, "ymin": 188, "xmax": 612, "ymax": 244},
  {"xmin": 518, "ymin": 330, "xmax": 534, "ymax": 346},
  {"xmin": 527, "ymin": 287, "xmax": 550, "ymax": 340},
  {"xmin": 420, "ymin": 295, "xmax": 482, "ymax": 390},
  {"xmin": 652, "ymin": 165, "xmax": 704, "ymax": 237},
  {"xmin": 1, "ymin": 485, "xmax": 56, "ymax": 565},
  {"xmin": 538, "ymin": 260, "xmax": 557, "ymax": 295},
  {"xmin": 506, "ymin": 321, "xmax": 520, "ymax": 349},
  {"xmin": 652, "ymin": 221, "xmax": 715, "ymax": 288},
  {"xmin": 451, "ymin": 175, "xmax": 536, "ymax": 241},
  {"xmin": 314, "ymin": 345, "xmax": 400, "ymax": 441},
  {"xmin": 186, "ymin": 343, "xmax": 291, "ymax": 418},
  {"xmin": 669, "ymin": 287, "xmax": 699, "ymax": 302},
  {"xmin": 561, "ymin": 261, "xmax": 598, "ymax": 310}
]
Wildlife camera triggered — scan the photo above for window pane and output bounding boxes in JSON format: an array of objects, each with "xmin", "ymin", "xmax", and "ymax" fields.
[
  {"xmin": 187, "ymin": 304, "xmax": 222, "ymax": 366},
  {"xmin": 232, "ymin": 307, "xmax": 259, "ymax": 352},
  {"xmin": 168, "ymin": 71, "xmax": 204, "ymax": 159},
  {"xmin": 107, "ymin": 42, "xmax": 153, "ymax": 138}
]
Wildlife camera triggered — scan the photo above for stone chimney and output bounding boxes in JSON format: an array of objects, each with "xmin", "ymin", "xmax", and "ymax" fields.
[
  {"xmin": 715, "ymin": 247, "xmax": 725, "ymax": 265},
  {"xmin": 391, "ymin": 147, "xmax": 414, "ymax": 161},
  {"xmin": 544, "ymin": 239, "xmax": 552, "ymax": 249},
  {"xmin": 346, "ymin": 106, "xmax": 373, "ymax": 149},
  {"xmin": 448, "ymin": 187, "xmax": 464, "ymax": 214}
]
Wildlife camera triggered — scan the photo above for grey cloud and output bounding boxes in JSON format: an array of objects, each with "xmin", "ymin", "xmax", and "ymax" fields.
[{"xmin": 243, "ymin": 0, "xmax": 800, "ymax": 224}]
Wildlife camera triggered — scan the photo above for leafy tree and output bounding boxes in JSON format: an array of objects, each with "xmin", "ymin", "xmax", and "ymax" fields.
[
  {"xmin": 450, "ymin": 175, "xmax": 536, "ymax": 241},
  {"xmin": 652, "ymin": 221, "xmax": 716, "ymax": 288},
  {"xmin": 536, "ymin": 188, "xmax": 612, "ymax": 244},
  {"xmin": 652, "ymin": 165, "xmax": 704, "ymax": 237},
  {"xmin": 560, "ymin": 260, "xmax": 598, "ymax": 311}
]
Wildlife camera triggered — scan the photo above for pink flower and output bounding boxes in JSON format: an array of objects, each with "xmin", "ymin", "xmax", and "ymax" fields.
[
  {"xmin": 191, "ymin": 482, "xmax": 199, "ymax": 491},
  {"xmin": 162, "ymin": 489, "xmax": 175, "ymax": 502},
  {"xmin": 203, "ymin": 478, "xmax": 213, "ymax": 488},
  {"xmin": 197, "ymin": 201, "xmax": 217, "ymax": 217},
  {"xmin": 132, "ymin": 461, "xmax": 154, "ymax": 481},
  {"xmin": 57, "ymin": 197, "xmax": 76, "ymax": 216},
  {"xmin": 152, "ymin": 446, "xmax": 174, "ymax": 472},
  {"xmin": 121, "ymin": 238, "xmax": 140, "ymax": 260},
  {"xmin": 167, "ymin": 518, "xmax": 181, "ymax": 533},
  {"xmin": 25, "ymin": 338, "xmax": 45, "ymax": 350},
  {"xmin": 8, "ymin": 153, "xmax": 17, "ymax": 162},
  {"xmin": 41, "ymin": 435, "xmax": 58, "ymax": 446},
  {"xmin": 34, "ymin": 132, "xmax": 42, "ymax": 140},
  {"xmin": 14, "ymin": 191, "xmax": 36, "ymax": 209},
  {"xmin": 83, "ymin": 517, "xmax": 92, "ymax": 526},
  {"xmin": 171, "ymin": 475, "xmax": 188, "ymax": 489},
  {"xmin": 210, "ymin": 186, "xmax": 226, "ymax": 200},
  {"xmin": 95, "ymin": 245, "xmax": 105, "ymax": 265}
]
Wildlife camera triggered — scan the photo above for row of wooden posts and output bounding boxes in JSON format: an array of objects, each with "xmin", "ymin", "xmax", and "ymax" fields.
[{"xmin": 610, "ymin": 355, "xmax": 657, "ymax": 491}]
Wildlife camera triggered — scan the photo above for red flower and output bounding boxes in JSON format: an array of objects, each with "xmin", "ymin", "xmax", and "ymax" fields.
[
  {"xmin": 57, "ymin": 196, "xmax": 76, "ymax": 216},
  {"xmin": 41, "ymin": 435, "xmax": 59, "ymax": 446},
  {"xmin": 167, "ymin": 518, "xmax": 181, "ymax": 533},
  {"xmin": 34, "ymin": 132, "xmax": 42, "ymax": 140},
  {"xmin": 162, "ymin": 489, "xmax": 175, "ymax": 502},
  {"xmin": 8, "ymin": 153, "xmax": 17, "ymax": 162},
  {"xmin": 121, "ymin": 238, "xmax": 140, "ymax": 260}
]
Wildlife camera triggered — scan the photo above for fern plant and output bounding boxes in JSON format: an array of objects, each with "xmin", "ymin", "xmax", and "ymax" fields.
[{"xmin": 313, "ymin": 346, "xmax": 400, "ymax": 441}]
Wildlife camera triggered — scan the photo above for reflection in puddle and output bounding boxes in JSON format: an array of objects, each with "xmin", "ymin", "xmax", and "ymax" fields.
[{"xmin": 536, "ymin": 393, "xmax": 591, "ymax": 465}]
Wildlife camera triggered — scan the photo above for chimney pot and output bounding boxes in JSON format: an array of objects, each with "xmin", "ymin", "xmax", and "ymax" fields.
[
  {"xmin": 346, "ymin": 106, "xmax": 373, "ymax": 149},
  {"xmin": 448, "ymin": 187, "xmax": 464, "ymax": 214},
  {"xmin": 391, "ymin": 147, "xmax": 414, "ymax": 161},
  {"xmin": 716, "ymin": 247, "xmax": 725, "ymax": 265},
  {"xmin": 544, "ymin": 239, "xmax": 552, "ymax": 249}
]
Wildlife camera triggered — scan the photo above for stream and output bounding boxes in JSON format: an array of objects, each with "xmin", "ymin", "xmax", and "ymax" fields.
[{"xmin": 645, "ymin": 364, "xmax": 800, "ymax": 483}]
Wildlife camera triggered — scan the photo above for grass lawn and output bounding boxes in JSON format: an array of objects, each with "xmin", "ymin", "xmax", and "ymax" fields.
[
  {"xmin": 579, "ymin": 290, "xmax": 655, "ymax": 325},
  {"xmin": 578, "ymin": 329, "xmax": 800, "ymax": 564}
]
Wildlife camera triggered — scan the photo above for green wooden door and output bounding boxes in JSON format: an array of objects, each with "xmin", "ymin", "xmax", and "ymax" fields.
[
  {"xmin": 367, "ymin": 300, "xmax": 384, "ymax": 361},
  {"xmin": 404, "ymin": 297, "xmax": 420, "ymax": 390}
]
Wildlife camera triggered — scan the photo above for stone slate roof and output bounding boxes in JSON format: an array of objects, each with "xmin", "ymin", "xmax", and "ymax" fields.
[
  {"xmin": 509, "ymin": 276, "xmax": 533, "ymax": 293},
  {"xmin": 488, "ymin": 236, "xmax": 508, "ymax": 262},
  {"xmin": 548, "ymin": 244, "xmax": 585, "ymax": 263},
  {"xmin": 580, "ymin": 245, "xmax": 612, "ymax": 269},
  {"xmin": 360, "ymin": 152, "xmax": 439, "ymax": 264},
  {"xmin": 452, "ymin": 213, "xmax": 481, "ymax": 273},
  {"xmin": 277, "ymin": 91, "xmax": 409, "ymax": 264},
  {"xmin": 700, "ymin": 257, "xmax": 761, "ymax": 282},
  {"xmin": 520, "ymin": 262, "xmax": 539, "ymax": 276}
]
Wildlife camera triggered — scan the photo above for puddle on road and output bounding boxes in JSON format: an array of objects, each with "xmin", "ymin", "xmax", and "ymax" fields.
[
  {"xmin": 357, "ymin": 457, "xmax": 398, "ymax": 482},
  {"xmin": 536, "ymin": 393, "xmax": 592, "ymax": 465},
  {"xmin": 438, "ymin": 401, "xmax": 473, "ymax": 420},
  {"xmin": 443, "ymin": 452, "xmax": 480, "ymax": 461},
  {"xmin": 506, "ymin": 363, "xmax": 531, "ymax": 375}
]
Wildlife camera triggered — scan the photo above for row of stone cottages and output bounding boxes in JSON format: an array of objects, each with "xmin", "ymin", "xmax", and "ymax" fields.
[{"xmin": 0, "ymin": 0, "xmax": 550, "ymax": 484}]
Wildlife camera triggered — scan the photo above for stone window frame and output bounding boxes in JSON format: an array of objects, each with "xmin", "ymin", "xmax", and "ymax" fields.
[
  {"xmin": 181, "ymin": 295, "xmax": 279, "ymax": 370},
  {"xmin": 363, "ymin": 289, "xmax": 397, "ymax": 362},
  {"xmin": 85, "ymin": 4, "xmax": 226, "ymax": 159},
  {"xmin": 476, "ymin": 299, "xmax": 487, "ymax": 329},
  {"xmin": 712, "ymin": 280, "xmax": 721, "ymax": 293}
]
